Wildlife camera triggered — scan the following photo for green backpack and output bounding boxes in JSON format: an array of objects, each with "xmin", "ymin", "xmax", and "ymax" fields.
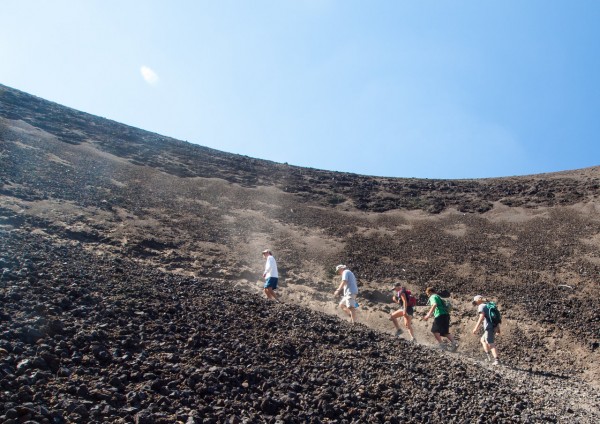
[
  {"xmin": 486, "ymin": 302, "xmax": 502, "ymax": 326},
  {"xmin": 443, "ymin": 298, "xmax": 453, "ymax": 312},
  {"xmin": 440, "ymin": 296, "xmax": 452, "ymax": 314}
]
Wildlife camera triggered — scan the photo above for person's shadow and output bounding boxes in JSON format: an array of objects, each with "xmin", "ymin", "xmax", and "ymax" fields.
[{"xmin": 506, "ymin": 365, "xmax": 570, "ymax": 380}]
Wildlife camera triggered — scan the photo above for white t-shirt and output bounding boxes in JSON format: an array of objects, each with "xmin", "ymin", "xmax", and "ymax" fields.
[
  {"xmin": 342, "ymin": 269, "xmax": 358, "ymax": 296},
  {"xmin": 264, "ymin": 255, "xmax": 278, "ymax": 279}
]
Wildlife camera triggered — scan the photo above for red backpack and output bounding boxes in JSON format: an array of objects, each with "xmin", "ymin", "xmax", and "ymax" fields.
[{"xmin": 399, "ymin": 288, "xmax": 417, "ymax": 307}]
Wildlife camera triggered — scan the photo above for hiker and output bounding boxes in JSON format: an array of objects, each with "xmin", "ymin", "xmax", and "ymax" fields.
[
  {"xmin": 261, "ymin": 249, "xmax": 279, "ymax": 301},
  {"xmin": 472, "ymin": 295, "xmax": 501, "ymax": 365},
  {"xmin": 389, "ymin": 283, "xmax": 416, "ymax": 342},
  {"xmin": 423, "ymin": 287, "xmax": 457, "ymax": 351},
  {"xmin": 333, "ymin": 264, "xmax": 359, "ymax": 324}
]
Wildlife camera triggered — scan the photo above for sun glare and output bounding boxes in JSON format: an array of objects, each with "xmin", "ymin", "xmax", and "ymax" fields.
[{"xmin": 140, "ymin": 65, "xmax": 159, "ymax": 86}]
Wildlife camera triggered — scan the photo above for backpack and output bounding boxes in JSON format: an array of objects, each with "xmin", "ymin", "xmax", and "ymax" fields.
[
  {"xmin": 400, "ymin": 289, "xmax": 417, "ymax": 307},
  {"xmin": 485, "ymin": 302, "xmax": 502, "ymax": 326},
  {"xmin": 443, "ymin": 298, "xmax": 453, "ymax": 312}
]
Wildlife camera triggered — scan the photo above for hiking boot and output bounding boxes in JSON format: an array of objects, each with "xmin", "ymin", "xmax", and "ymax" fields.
[
  {"xmin": 485, "ymin": 353, "xmax": 492, "ymax": 363},
  {"xmin": 438, "ymin": 343, "xmax": 447, "ymax": 351},
  {"xmin": 395, "ymin": 329, "xmax": 403, "ymax": 337},
  {"xmin": 448, "ymin": 342, "xmax": 458, "ymax": 352},
  {"xmin": 492, "ymin": 359, "xmax": 500, "ymax": 366}
]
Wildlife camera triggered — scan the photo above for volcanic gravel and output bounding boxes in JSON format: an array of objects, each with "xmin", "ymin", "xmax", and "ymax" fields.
[
  {"xmin": 1, "ymin": 84, "xmax": 600, "ymax": 423},
  {"xmin": 1, "ymin": 229, "xmax": 598, "ymax": 423}
]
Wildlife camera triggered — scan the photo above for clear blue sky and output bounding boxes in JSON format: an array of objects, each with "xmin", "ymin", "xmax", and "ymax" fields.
[{"xmin": 2, "ymin": 1, "xmax": 600, "ymax": 179}]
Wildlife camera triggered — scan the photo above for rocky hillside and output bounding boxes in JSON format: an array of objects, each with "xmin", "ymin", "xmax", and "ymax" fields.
[{"xmin": 1, "ymin": 84, "xmax": 599, "ymax": 422}]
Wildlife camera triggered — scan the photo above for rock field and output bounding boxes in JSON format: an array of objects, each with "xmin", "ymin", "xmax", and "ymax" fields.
[{"xmin": 1, "ymin": 84, "xmax": 599, "ymax": 422}]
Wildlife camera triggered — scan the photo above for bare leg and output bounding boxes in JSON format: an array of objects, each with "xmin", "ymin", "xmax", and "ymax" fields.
[
  {"xmin": 404, "ymin": 315, "xmax": 415, "ymax": 340},
  {"xmin": 480, "ymin": 335, "xmax": 490, "ymax": 353},
  {"xmin": 340, "ymin": 304, "xmax": 357, "ymax": 324},
  {"xmin": 390, "ymin": 310, "xmax": 404, "ymax": 330},
  {"xmin": 489, "ymin": 346, "xmax": 498, "ymax": 359},
  {"xmin": 480, "ymin": 334, "xmax": 498, "ymax": 359},
  {"xmin": 264, "ymin": 288, "xmax": 279, "ymax": 301},
  {"xmin": 348, "ymin": 307, "xmax": 357, "ymax": 324}
]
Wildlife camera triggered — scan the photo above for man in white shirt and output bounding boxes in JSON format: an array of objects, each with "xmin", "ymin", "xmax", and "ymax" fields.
[
  {"xmin": 262, "ymin": 249, "xmax": 279, "ymax": 301},
  {"xmin": 333, "ymin": 264, "xmax": 359, "ymax": 324}
]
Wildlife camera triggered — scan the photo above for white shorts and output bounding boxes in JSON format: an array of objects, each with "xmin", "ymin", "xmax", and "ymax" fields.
[{"xmin": 339, "ymin": 294, "xmax": 358, "ymax": 309}]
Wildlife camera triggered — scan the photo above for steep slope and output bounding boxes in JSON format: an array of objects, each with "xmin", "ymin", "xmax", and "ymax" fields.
[
  {"xmin": 1, "ymin": 84, "xmax": 599, "ymax": 422},
  {"xmin": 2, "ymin": 228, "xmax": 598, "ymax": 423}
]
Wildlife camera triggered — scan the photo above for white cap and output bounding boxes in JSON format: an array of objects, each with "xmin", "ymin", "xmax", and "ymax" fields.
[
  {"xmin": 335, "ymin": 264, "xmax": 346, "ymax": 272},
  {"xmin": 472, "ymin": 295, "xmax": 483, "ymax": 305}
]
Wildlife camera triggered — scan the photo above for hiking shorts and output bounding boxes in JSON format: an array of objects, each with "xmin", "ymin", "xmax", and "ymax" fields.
[
  {"xmin": 394, "ymin": 306, "xmax": 415, "ymax": 317},
  {"xmin": 339, "ymin": 294, "xmax": 358, "ymax": 309},
  {"xmin": 264, "ymin": 277, "xmax": 278, "ymax": 290},
  {"xmin": 482, "ymin": 326, "xmax": 496, "ymax": 345},
  {"xmin": 431, "ymin": 314, "xmax": 450, "ymax": 336}
]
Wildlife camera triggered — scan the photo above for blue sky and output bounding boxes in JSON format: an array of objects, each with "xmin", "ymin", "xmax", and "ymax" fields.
[{"xmin": 2, "ymin": 1, "xmax": 600, "ymax": 179}]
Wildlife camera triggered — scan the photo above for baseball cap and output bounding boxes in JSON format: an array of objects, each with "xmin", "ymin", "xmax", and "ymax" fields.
[
  {"xmin": 472, "ymin": 295, "xmax": 483, "ymax": 305},
  {"xmin": 262, "ymin": 249, "xmax": 272, "ymax": 254},
  {"xmin": 335, "ymin": 264, "xmax": 346, "ymax": 272}
]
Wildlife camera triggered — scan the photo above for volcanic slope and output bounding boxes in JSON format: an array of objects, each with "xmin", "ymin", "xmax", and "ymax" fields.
[{"xmin": 1, "ymin": 84, "xmax": 599, "ymax": 422}]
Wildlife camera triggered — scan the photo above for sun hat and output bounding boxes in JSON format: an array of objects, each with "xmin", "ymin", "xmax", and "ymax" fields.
[
  {"xmin": 335, "ymin": 264, "xmax": 347, "ymax": 272},
  {"xmin": 472, "ymin": 295, "xmax": 483, "ymax": 305}
]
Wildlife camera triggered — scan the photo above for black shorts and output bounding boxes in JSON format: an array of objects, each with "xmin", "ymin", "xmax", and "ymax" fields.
[
  {"xmin": 431, "ymin": 314, "xmax": 450, "ymax": 336},
  {"xmin": 483, "ymin": 325, "xmax": 497, "ymax": 344}
]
